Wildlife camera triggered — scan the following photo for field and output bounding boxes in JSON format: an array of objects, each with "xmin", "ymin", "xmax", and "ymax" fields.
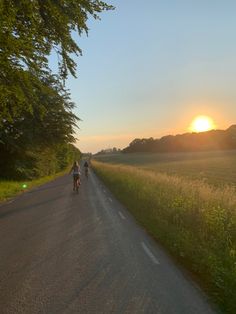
[
  {"xmin": 92, "ymin": 150, "xmax": 236, "ymax": 313},
  {"xmin": 94, "ymin": 150, "xmax": 236, "ymax": 188}
]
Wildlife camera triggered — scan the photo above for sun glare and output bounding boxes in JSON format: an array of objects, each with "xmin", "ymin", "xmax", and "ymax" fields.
[{"xmin": 190, "ymin": 116, "xmax": 215, "ymax": 133}]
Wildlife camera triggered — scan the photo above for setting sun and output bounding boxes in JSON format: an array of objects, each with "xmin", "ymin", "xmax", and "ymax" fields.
[{"xmin": 190, "ymin": 116, "xmax": 215, "ymax": 133}]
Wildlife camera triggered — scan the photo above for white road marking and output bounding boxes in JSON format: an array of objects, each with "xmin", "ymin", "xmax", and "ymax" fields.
[
  {"xmin": 118, "ymin": 211, "xmax": 126, "ymax": 220},
  {"xmin": 141, "ymin": 242, "xmax": 160, "ymax": 265}
]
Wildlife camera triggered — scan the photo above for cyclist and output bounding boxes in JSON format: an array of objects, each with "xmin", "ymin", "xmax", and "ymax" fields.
[
  {"xmin": 69, "ymin": 161, "xmax": 81, "ymax": 191},
  {"xmin": 84, "ymin": 160, "xmax": 89, "ymax": 178}
]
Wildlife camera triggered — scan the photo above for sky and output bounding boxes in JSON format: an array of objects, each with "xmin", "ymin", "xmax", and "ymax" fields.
[{"xmin": 62, "ymin": 0, "xmax": 236, "ymax": 153}]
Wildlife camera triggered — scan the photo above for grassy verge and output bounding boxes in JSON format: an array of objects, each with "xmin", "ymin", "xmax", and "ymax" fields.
[
  {"xmin": 92, "ymin": 160, "xmax": 236, "ymax": 313},
  {"xmin": 0, "ymin": 170, "xmax": 68, "ymax": 202}
]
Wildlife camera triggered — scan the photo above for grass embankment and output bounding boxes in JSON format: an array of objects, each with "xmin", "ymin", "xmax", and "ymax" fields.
[
  {"xmin": 0, "ymin": 170, "xmax": 68, "ymax": 202},
  {"xmin": 92, "ymin": 160, "xmax": 236, "ymax": 313}
]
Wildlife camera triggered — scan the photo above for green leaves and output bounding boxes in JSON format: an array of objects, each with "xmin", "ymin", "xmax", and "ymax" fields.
[
  {"xmin": 0, "ymin": 0, "xmax": 114, "ymax": 121},
  {"xmin": 0, "ymin": 0, "xmax": 114, "ymax": 79},
  {"xmin": 0, "ymin": 0, "xmax": 113, "ymax": 178}
]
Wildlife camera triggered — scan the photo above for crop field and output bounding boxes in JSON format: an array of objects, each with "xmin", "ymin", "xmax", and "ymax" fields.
[
  {"xmin": 92, "ymin": 150, "xmax": 236, "ymax": 313},
  {"xmin": 94, "ymin": 150, "xmax": 236, "ymax": 188}
]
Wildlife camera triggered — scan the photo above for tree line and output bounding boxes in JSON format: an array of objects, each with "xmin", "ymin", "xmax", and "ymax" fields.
[
  {"xmin": 0, "ymin": 0, "xmax": 113, "ymax": 179},
  {"xmin": 123, "ymin": 125, "xmax": 236, "ymax": 153}
]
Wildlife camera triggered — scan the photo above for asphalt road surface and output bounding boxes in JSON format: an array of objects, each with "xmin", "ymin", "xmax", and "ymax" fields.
[{"xmin": 0, "ymin": 169, "xmax": 218, "ymax": 314}]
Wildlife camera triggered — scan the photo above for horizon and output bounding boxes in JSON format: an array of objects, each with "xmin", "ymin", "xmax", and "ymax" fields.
[
  {"xmin": 61, "ymin": 0, "xmax": 236, "ymax": 153},
  {"xmin": 81, "ymin": 122, "xmax": 235, "ymax": 154},
  {"xmin": 91, "ymin": 123, "xmax": 236, "ymax": 154}
]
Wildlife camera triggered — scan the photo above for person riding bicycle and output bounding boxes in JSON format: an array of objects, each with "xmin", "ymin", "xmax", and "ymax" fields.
[
  {"xmin": 84, "ymin": 160, "xmax": 89, "ymax": 177},
  {"xmin": 69, "ymin": 161, "xmax": 81, "ymax": 191}
]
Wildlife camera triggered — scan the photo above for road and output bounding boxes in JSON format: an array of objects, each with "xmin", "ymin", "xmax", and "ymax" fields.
[{"xmin": 0, "ymin": 170, "xmax": 217, "ymax": 314}]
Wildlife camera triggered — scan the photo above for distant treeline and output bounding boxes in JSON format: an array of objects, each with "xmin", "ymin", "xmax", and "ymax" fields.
[
  {"xmin": 95, "ymin": 147, "xmax": 122, "ymax": 155},
  {"xmin": 123, "ymin": 125, "xmax": 236, "ymax": 153}
]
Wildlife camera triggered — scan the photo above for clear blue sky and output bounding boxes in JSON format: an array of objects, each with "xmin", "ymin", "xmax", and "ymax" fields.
[{"xmin": 63, "ymin": 0, "xmax": 236, "ymax": 153}]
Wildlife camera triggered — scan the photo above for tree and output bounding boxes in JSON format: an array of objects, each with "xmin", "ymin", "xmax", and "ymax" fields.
[
  {"xmin": 0, "ymin": 0, "xmax": 113, "ymax": 179},
  {"xmin": 123, "ymin": 127, "xmax": 236, "ymax": 154},
  {"xmin": 0, "ymin": 72, "xmax": 80, "ymax": 178},
  {"xmin": 0, "ymin": 0, "xmax": 114, "ymax": 123}
]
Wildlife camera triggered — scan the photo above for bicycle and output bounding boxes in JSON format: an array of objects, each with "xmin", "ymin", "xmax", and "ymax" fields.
[
  {"xmin": 85, "ymin": 167, "xmax": 88, "ymax": 179},
  {"xmin": 73, "ymin": 174, "xmax": 80, "ymax": 192},
  {"xmin": 84, "ymin": 161, "xmax": 89, "ymax": 179}
]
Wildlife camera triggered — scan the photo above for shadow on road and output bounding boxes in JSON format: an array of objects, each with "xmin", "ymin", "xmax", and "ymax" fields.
[
  {"xmin": 28, "ymin": 182, "xmax": 67, "ymax": 193},
  {"xmin": 0, "ymin": 195, "xmax": 64, "ymax": 220}
]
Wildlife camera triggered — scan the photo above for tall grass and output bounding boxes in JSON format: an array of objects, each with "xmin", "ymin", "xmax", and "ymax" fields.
[{"xmin": 92, "ymin": 160, "xmax": 236, "ymax": 313}]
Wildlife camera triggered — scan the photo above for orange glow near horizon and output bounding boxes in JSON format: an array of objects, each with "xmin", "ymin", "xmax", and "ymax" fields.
[{"xmin": 190, "ymin": 115, "xmax": 216, "ymax": 133}]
